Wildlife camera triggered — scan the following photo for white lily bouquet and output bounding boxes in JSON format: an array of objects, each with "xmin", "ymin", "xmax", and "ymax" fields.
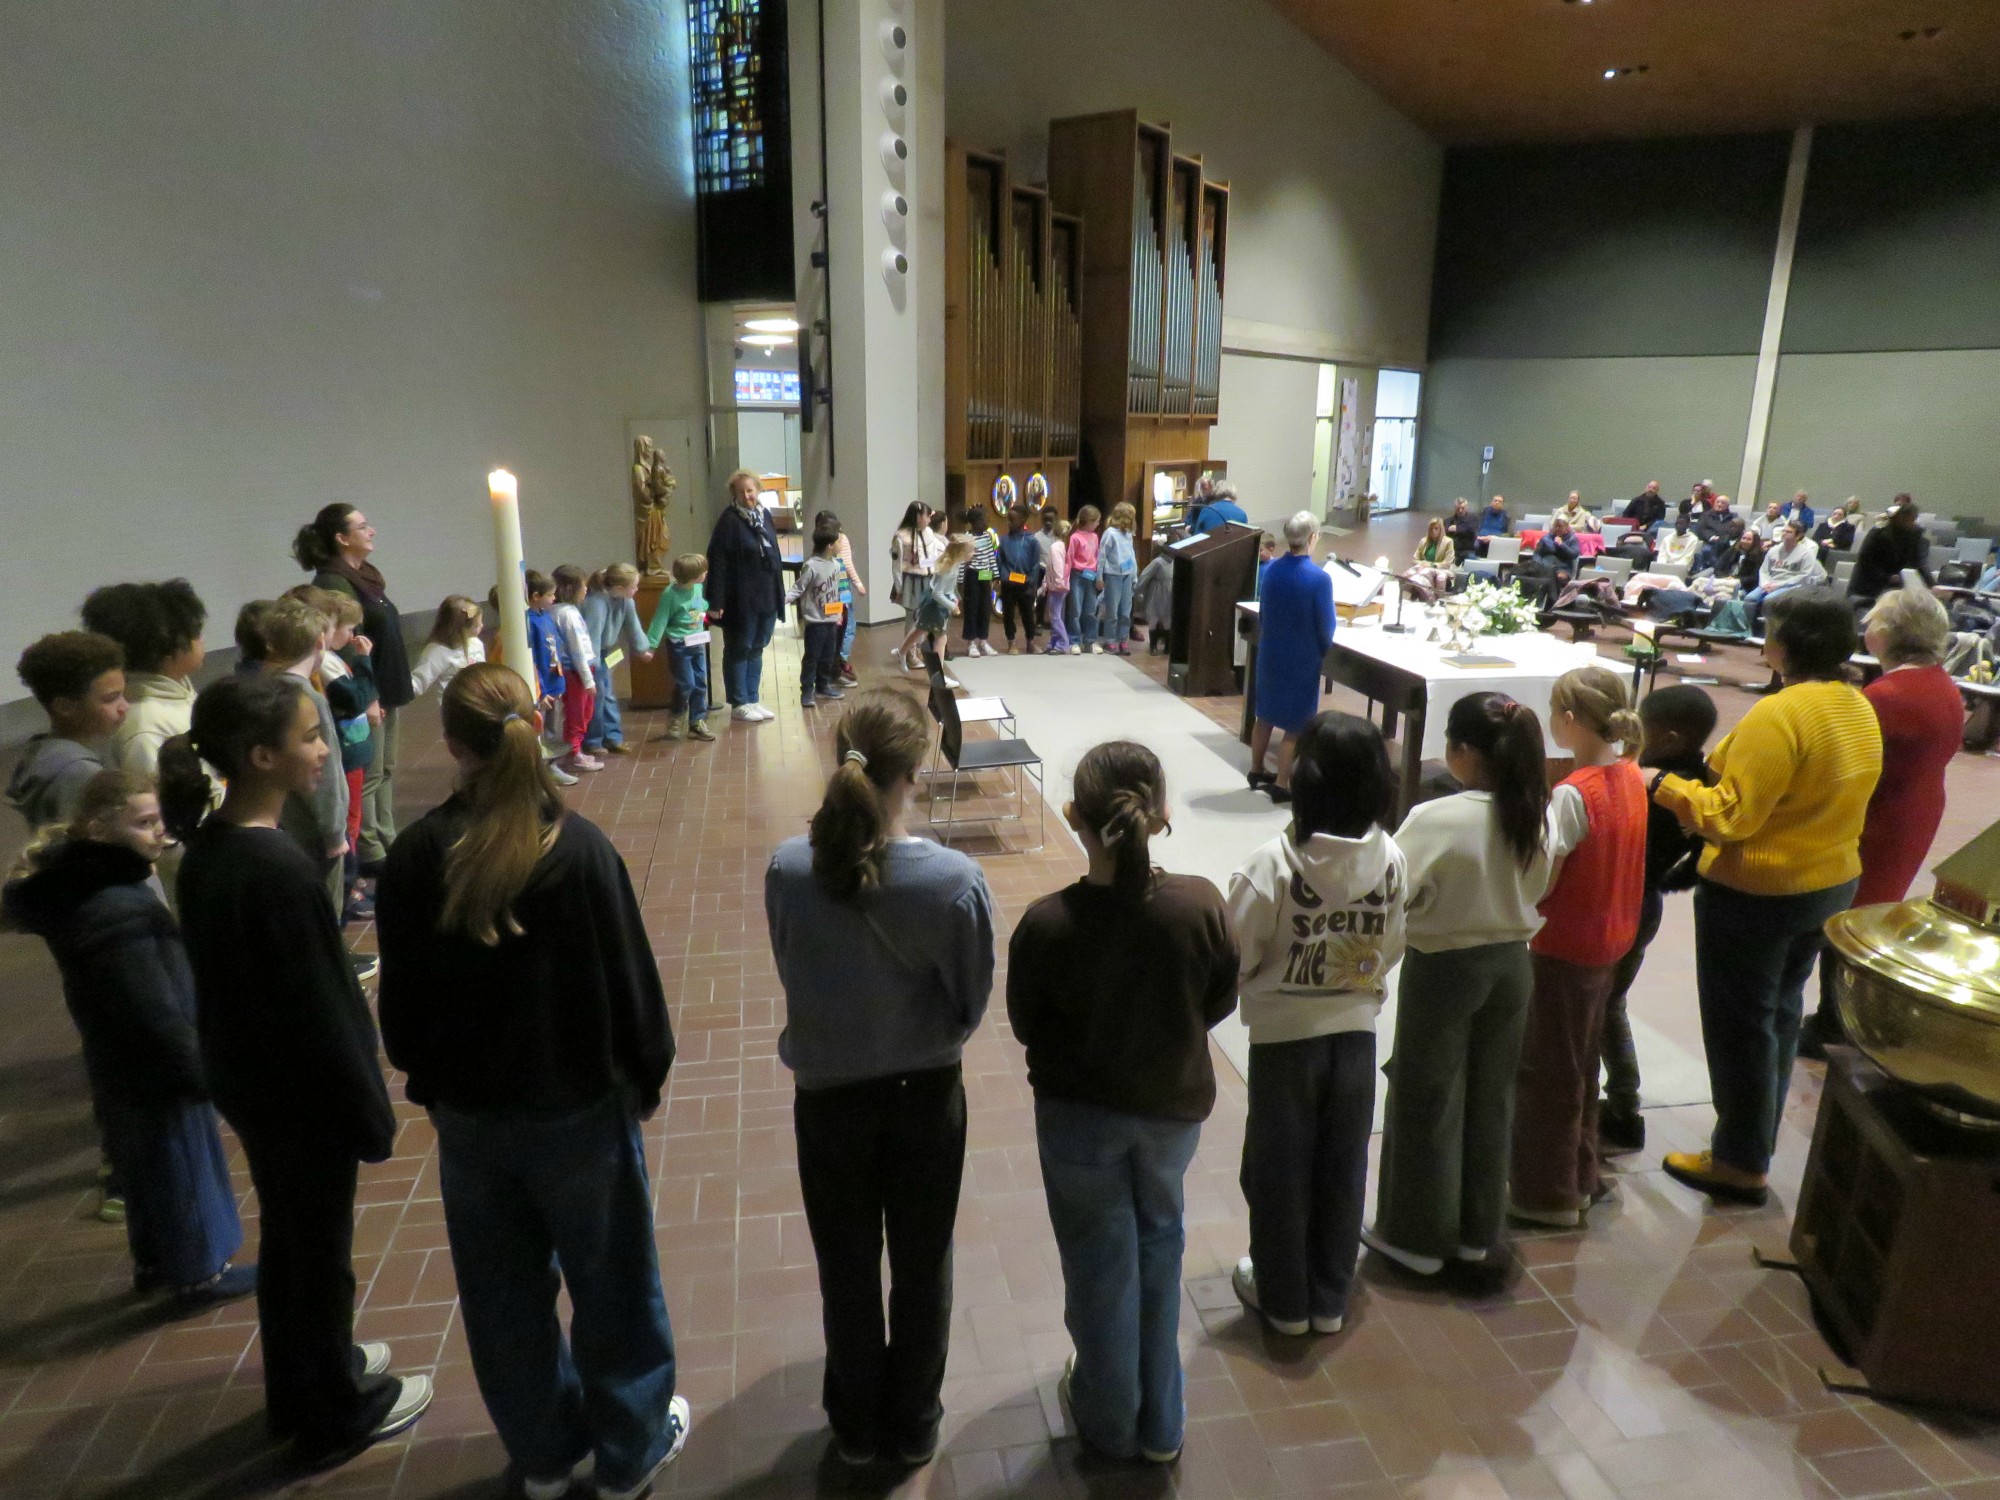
[{"xmin": 1438, "ymin": 577, "xmax": 1538, "ymax": 646}]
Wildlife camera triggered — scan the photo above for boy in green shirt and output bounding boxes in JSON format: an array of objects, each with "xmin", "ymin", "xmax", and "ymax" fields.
[{"xmin": 645, "ymin": 553, "xmax": 715, "ymax": 741}]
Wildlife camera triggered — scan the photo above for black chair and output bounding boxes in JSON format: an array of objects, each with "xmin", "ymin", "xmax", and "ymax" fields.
[{"xmin": 925, "ymin": 678, "xmax": 1044, "ymax": 850}]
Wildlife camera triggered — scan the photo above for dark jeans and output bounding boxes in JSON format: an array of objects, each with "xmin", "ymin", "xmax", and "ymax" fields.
[
  {"xmin": 999, "ymin": 580, "xmax": 1038, "ymax": 645},
  {"xmin": 960, "ymin": 567, "xmax": 993, "ymax": 643},
  {"xmin": 1601, "ymin": 888, "xmax": 1664, "ymax": 1116},
  {"xmin": 236, "ymin": 1127, "xmax": 395, "ymax": 1451},
  {"xmin": 722, "ymin": 609, "xmax": 777, "ymax": 706},
  {"xmin": 100, "ymin": 1098, "xmax": 242, "ymax": 1290},
  {"xmin": 800, "ymin": 621, "xmax": 842, "ymax": 699},
  {"xmin": 1240, "ymin": 1032, "xmax": 1374, "ymax": 1324},
  {"xmin": 668, "ymin": 640, "xmax": 708, "ymax": 723},
  {"xmin": 1694, "ymin": 877, "xmax": 1858, "ymax": 1175},
  {"xmin": 1035, "ymin": 1097, "xmax": 1199, "ymax": 1460},
  {"xmin": 433, "ymin": 1097, "xmax": 680, "ymax": 1491},
  {"xmin": 794, "ymin": 1065, "xmax": 966, "ymax": 1455},
  {"xmin": 1511, "ymin": 953, "xmax": 1616, "ymax": 1212}
]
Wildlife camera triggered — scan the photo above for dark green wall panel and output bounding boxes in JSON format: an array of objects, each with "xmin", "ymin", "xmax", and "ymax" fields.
[
  {"xmin": 1785, "ymin": 115, "xmax": 2000, "ymax": 354},
  {"xmin": 1428, "ymin": 135, "xmax": 1789, "ymax": 361}
]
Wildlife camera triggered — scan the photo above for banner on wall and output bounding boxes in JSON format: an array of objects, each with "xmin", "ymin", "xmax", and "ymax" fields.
[{"xmin": 1332, "ymin": 377, "xmax": 1361, "ymax": 515}]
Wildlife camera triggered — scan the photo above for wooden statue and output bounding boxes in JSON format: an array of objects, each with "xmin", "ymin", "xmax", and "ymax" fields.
[{"xmin": 632, "ymin": 436, "xmax": 675, "ymax": 575}]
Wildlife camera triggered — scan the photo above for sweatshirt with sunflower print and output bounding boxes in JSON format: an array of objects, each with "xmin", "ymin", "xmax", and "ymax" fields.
[{"xmin": 1227, "ymin": 826, "xmax": 1408, "ymax": 1046}]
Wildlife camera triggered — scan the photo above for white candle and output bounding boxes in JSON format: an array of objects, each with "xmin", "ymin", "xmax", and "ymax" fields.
[{"xmin": 489, "ymin": 468, "xmax": 535, "ymax": 695}]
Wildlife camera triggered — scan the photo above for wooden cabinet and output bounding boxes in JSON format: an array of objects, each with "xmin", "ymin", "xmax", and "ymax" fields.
[
  {"xmin": 1047, "ymin": 110, "xmax": 1229, "ymax": 557},
  {"xmin": 945, "ymin": 145, "xmax": 1082, "ymax": 523}
]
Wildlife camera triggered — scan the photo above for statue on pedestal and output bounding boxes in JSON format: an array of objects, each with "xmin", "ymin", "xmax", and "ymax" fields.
[{"xmin": 632, "ymin": 437, "xmax": 676, "ymax": 575}]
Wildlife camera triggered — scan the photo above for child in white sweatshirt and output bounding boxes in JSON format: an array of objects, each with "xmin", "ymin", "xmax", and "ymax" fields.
[{"xmin": 1226, "ymin": 712, "xmax": 1406, "ymax": 1338}]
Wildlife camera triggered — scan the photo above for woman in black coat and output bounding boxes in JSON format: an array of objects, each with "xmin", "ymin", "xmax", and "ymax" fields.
[
  {"xmin": 293, "ymin": 503, "xmax": 413, "ymax": 870},
  {"xmin": 704, "ymin": 469, "xmax": 787, "ymax": 721}
]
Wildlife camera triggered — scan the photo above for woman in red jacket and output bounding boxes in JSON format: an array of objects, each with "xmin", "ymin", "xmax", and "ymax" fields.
[{"xmin": 1800, "ymin": 586, "xmax": 1963, "ymax": 1057}]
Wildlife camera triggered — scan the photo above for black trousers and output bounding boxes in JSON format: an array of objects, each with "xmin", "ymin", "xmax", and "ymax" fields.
[
  {"xmin": 1599, "ymin": 886, "xmax": 1663, "ymax": 1116},
  {"xmin": 793, "ymin": 1065, "xmax": 966, "ymax": 1454},
  {"xmin": 236, "ymin": 1127, "xmax": 396, "ymax": 1452},
  {"xmin": 800, "ymin": 620, "xmax": 842, "ymax": 697},
  {"xmin": 999, "ymin": 581, "xmax": 1038, "ymax": 645},
  {"xmin": 1239, "ymin": 1033, "xmax": 1375, "ymax": 1324},
  {"xmin": 959, "ymin": 568, "xmax": 993, "ymax": 642}
]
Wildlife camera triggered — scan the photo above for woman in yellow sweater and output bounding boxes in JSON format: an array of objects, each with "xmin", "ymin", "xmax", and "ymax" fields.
[{"xmin": 1652, "ymin": 589, "xmax": 1881, "ymax": 1205}]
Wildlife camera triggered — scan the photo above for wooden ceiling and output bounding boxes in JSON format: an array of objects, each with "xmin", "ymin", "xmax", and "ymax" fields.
[{"xmin": 1268, "ymin": 0, "xmax": 2000, "ymax": 143}]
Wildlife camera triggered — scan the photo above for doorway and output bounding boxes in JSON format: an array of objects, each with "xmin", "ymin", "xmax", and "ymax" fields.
[{"xmin": 1368, "ymin": 369, "xmax": 1422, "ymax": 515}]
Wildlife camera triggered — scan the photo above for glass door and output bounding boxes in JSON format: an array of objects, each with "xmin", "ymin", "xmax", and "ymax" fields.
[{"xmin": 1366, "ymin": 369, "xmax": 1422, "ymax": 515}]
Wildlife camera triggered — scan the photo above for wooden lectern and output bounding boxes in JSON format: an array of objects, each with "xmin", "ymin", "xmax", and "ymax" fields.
[
  {"xmin": 1167, "ymin": 522, "xmax": 1261, "ymax": 696},
  {"xmin": 630, "ymin": 577, "xmax": 674, "ymax": 710}
]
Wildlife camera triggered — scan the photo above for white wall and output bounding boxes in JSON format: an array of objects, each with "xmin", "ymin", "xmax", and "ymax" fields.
[
  {"xmin": 1209, "ymin": 354, "xmax": 1322, "ymax": 527},
  {"xmin": 0, "ymin": 0, "xmax": 707, "ymax": 676},
  {"xmin": 945, "ymin": 0, "xmax": 1440, "ymax": 367}
]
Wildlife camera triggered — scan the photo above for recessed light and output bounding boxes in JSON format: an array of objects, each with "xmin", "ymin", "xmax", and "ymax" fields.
[
  {"xmin": 1601, "ymin": 63, "xmax": 1649, "ymax": 78},
  {"xmin": 744, "ymin": 316, "xmax": 800, "ymax": 333},
  {"xmin": 742, "ymin": 333, "xmax": 794, "ymax": 348},
  {"xmin": 1603, "ymin": 68, "xmax": 1617, "ymax": 78}
]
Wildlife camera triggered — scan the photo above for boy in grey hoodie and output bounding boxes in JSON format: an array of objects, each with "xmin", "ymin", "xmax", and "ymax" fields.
[
  {"xmin": 786, "ymin": 520, "xmax": 850, "ymax": 708},
  {"xmin": 1225, "ymin": 712, "xmax": 1405, "ymax": 1339},
  {"xmin": 8, "ymin": 633, "xmax": 129, "ymax": 831}
]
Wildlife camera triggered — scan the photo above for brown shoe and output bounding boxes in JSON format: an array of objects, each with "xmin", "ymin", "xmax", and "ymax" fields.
[
  {"xmin": 602, "ymin": 742, "xmax": 633, "ymax": 756},
  {"xmin": 688, "ymin": 720, "xmax": 716, "ymax": 743},
  {"xmin": 1662, "ymin": 1150, "xmax": 1769, "ymax": 1207}
]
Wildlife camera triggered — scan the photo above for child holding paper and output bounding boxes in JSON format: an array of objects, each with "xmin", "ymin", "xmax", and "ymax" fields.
[
  {"xmin": 646, "ymin": 555, "xmax": 716, "ymax": 743},
  {"xmin": 582, "ymin": 564, "xmax": 653, "ymax": 757}
]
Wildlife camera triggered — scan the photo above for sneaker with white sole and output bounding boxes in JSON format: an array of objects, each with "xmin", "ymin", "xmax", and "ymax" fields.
[
  {"xmin": 371, "ymin": 1374, "xmax": 433, "ymax": 1441},
  {"xmin": 731, "ymin": 705, "xmax": 762, "ymax": 722},
  {"xmin": 358, "ymin": 1342, "xmax": 392, "ymax": 1378},
  {"xmin": 1231, "ymin": 1256, "xmax": 1308, "ymax": 1337},
  {"xmin": 549, "ymin": 764, "xmax": 579, "ymax": 786},
  {"xmin": 752, "ymin": 705, "xmax": 777, "ymax": 721},
  {"xmin": 596, "ymin": 1394, "xmax": 690, "ymax": 1500},
  {"xmin": 1069, "ymin": 645, "xmax": 1081, "ymax": 655},
  {"xmin": 523, "ymin": 1457, "xmax": 593, "ymax": 1500},
  {"xmin": 1310, "ymin": 1313, "xmax": 1345, "ymax": 1336}
]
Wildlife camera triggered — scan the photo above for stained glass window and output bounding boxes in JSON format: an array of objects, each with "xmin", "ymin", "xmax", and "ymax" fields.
[{"xmin": 689, "ymin": 0, "xmax": 769, "ymax": 195}]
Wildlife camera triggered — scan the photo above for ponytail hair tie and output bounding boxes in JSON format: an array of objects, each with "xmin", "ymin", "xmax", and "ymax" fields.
[
  {"xmin": 501, "ymin": 712, "xmax": 522, "ymax": 725},
  {"xmin": 844, "ymin": 749, "xmax": 868, "ymax": 769}
]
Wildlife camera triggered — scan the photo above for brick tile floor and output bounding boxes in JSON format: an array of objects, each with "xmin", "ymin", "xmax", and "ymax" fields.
[{"xmin": 2, "ymin": 515, "xmax": 1998, "ymax": 1498}]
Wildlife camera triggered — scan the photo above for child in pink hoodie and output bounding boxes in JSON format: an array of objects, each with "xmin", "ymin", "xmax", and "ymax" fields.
[{"xmin": 1066, "ymin": 508, "xmax": 1102, "ymax": 655}]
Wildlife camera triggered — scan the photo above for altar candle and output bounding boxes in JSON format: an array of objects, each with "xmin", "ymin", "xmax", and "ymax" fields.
[{"xmin": 489, "ymin": 468, "xmax": 535, "ymax": 695}]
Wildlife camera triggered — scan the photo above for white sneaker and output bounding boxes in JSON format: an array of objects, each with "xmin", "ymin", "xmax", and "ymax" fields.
[
  {"xmin": 371, "ymin": 1374, "xmax": 433, "ymax": 1442},
  {"xmin": 1090, "ymin": 643, "xmax": 1104, "ymax": 654},
  {"xmin": 753, "ymin": 704, "xmax": 777, "ymax": 721},
  {"xmin": 548, "ymin": 764, "xmax": 580, "ymax": 787},
  {"xmin": 731, "ymin": 705, "xmax": 762, "ymax": 721},
  {"xmin": 1069, "ymin": 645, "xmax": 1082, "ymax": 656},
  {"xmin": 1231, "ymin": 1256, "xmax": 1308, "ymax": 1337},
  {"xmin": 1310, "ymin": 1313, "xmax": 1345, "ymax": 1336},
  {"xmin": 358, "ymin": 1342, "xmax": 391, "ymax": 1378},
  {"xmin": 597, "ymin": 1394, "xmax": 690, "ymax": 1500},
  {"xmin": 524, "ymin": 1458, "xmax": 594, "ymax": 1500},
  {"xmin": 940, "ymin": 675, "xmax": 960, "ymax": 690}
]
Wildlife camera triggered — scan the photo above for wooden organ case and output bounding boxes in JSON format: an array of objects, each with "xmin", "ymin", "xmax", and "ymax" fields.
[
  {"xmin": 945, "ymin": 145, "xmax": 1083, "ymax": 523},
  {"xmin": 1047, "ymin": 110, "xmax": 1228, "ymax": 559}
]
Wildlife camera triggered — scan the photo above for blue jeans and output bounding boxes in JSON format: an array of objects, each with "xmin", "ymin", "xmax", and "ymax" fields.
[
  {"xmin": 1071, "ymin": 574, "xmax": 1101, "ymax": 647},
  {"xmin": 668, "ymin": 640, "xmax": 708, "ymax": 723},
  {"xmin": 722, "ymin": 609, "xmax": 777, "ymax": 707},
  {"xmin": 1034, "ymin": 1097, "xmax": 1199, "ymax": 1459},
  {"xmin": 1694, "ymin": 878, "xmax": 1858, "ymax": 1175},
  {"xmin": 584, "ymin": 684, "xmax": 623, "ymax": 750},
  {"xmin": 1740, "ymin": 582, "xmax": 1800, "ymax": 631},
  {"xmin": 840, "ymin": 588, "xmax": 859, "ymax": 664},
  {"xmin": 1099, "ymin": 573, "xmax": 1135, "ymax": 648},
  {"xmin": 433, "ymin": 1097, "xmax": 679, "ymax": 1491}
]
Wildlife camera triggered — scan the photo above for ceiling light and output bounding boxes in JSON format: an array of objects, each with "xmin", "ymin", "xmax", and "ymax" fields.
[
  {"xmin": 742, "ymin": 333, "xmax": 794, "ymax": 348},
  {"xmin": 743, "ymin": 316, "xmax": 799, "ymax": 333},
  {"xmin": 1603, "ymin": 68, "xmax": 1616, "ymax": 78}
]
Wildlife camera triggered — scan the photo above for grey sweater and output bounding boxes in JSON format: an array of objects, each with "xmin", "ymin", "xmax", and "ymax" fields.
[
  {"xmin": 766, "ymin": 834, "xmax": 996, "ymax": 1088},
  {"xmin": 6, "ymin": 735, "xmax": 103, "ymax": 831}
]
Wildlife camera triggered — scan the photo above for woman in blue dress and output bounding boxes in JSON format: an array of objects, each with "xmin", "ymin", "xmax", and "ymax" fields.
[{"xmin": 1248, "ymin": 512, "xmax": 1336, "ymax": 805}]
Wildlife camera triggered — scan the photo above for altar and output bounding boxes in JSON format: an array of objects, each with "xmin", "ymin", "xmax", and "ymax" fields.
[{"xmin": 1239, "ymin": 603, "xmax": 1599, "ymax": 818}]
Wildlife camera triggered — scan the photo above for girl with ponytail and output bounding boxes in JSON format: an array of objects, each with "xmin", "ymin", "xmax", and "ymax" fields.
[
  {"xmin": 374, "ymin": 662, "xmax": 687, "ymax": 1494},
  {"xmin": 3, "ymin": 768, "xmax": 253, "ymax": 1310},
  {"xmin": 1508, "ymin": 664, "xmax": 1649, "ymax": 1229},
  {"xmin": 1366, "ymin": 691, "xmax": 1570, "ymax": 1297},
  {"xmin": 1006, "ymin": 742, "xmax": 1239, "ymax": 1463},
  {"xmin": 167, "ymin": 673, "xmax": 428, "ymax": 1460},
  {"xmin": 766, "ymin": 688, "xmax": 996, "ymax": 1467}
]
